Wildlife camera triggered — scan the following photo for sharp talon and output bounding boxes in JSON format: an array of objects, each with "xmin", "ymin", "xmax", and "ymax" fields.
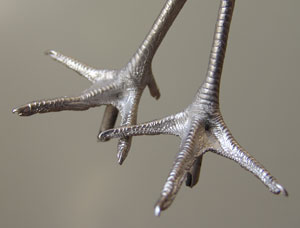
[
  {"xmin": 13, "ymin": 0, "xmax": 287, "ymax": 216},
  {"xmin": 13, "ymin": 108, "xmax": 23, "ymax": 116},
  {"xmin": 97, "ymin": 132, "xmax": 105, "ymax": 142},
  {"xmin": 45, "ymin": 49, "xmax": 56, "ymax": 56},
  {"xmin": 117, "ymin": 146, "xmax": 128, "ymax": 165},
  {"xmin": 281, "ymin": 189, "xmax": 289, "ymax": 197},
  {"xmin": 98, "ymin": 130, "xmax": 115, "ymax": 142},
  {"xmin": 154, "ymin": 91, "xmax": 161, "ymax": 100},
  {"xmin": 117, "ymin": 148, "xmax": 129, "ymax": 165},
  {"xmin": 116, "ymin": 136, "xmax": 131, "ymax": 165},
  {"xmin": 154, "ymin": 205, "xmax": 161, "ymax": 217},
  {"xmin": 97, "ymin": 132, "xmax": 109, "ymax": 142},
  {"xmin": 96, "ymin": 133, "xmax": 102, "ymax": 142},
  {"xmin": 275, "ymin": 184, "xmax": 288, "ymax": 197},
  {"xmin": 12, "ymin": 105, "xmax": 32, "ymax": 116},
  {"xmin": 117, "ymin": 153, "xmax": 124, "ymax": 165}
]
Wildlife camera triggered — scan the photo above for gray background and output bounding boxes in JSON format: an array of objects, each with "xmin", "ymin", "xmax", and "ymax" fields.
[{"xmin": 1, "ymin": 0, "xmax": 299, "ymax": 227}]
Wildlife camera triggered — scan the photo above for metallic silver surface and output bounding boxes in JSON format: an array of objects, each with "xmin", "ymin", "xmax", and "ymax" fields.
[
  {"xmin": 99, "ymin": 0, "xmax": 287, "ymax": 216},
  {"xmin": 13, "ymin": 0, "xmax": 287, "ymax": 217},
  {"xmin": 13, "ymin": 0, "xmax": 187, "ymax": 165}
]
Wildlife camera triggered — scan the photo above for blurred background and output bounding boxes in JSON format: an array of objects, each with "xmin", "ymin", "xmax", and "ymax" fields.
[{"xmin": 1, "ymin": 0, "xmax": 299, "ymax": 227}]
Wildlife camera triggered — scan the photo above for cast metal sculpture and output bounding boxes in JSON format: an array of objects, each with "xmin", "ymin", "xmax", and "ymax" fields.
[
  {"xmin": 13, "ymin": 0, "xmax": 287, "ymax": 216},
  {"xmin": 13, "ymin": 0, "xmax": 186, "ymax": 165}
]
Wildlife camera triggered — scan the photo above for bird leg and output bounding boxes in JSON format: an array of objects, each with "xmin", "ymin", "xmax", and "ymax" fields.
[
  {"xmin": 13, "ymin": 0, "xmax": 187, "ymax": 164},
  {"xmin": 101, "ymin": 0, "xmax": 287, "ymax": 215}
]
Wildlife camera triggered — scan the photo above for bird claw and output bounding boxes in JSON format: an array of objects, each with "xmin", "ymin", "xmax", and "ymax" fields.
[
  {"xmin": 12, "ymin": 105, "xmax": 30, "ymax": 116},
  {"xmin": 99, "ymin": 0, "xmax": 287, "ymax": 216},
  {"xmin": 117, "ymin": 137, "xmax": 131, "ymax": 165},
  {"xmin": 274, "ymin": 183, "xmax": 288, "ymax": 196},
  {"xmin": 13, "ymin": 0, "xmax": 287, "ymax": 217}
]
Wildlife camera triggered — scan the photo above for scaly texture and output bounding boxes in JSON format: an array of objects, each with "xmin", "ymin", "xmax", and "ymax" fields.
[
  {"xmin": 99, "ymin": 0, "xmax": 287, "ymax": 216},
  {"xmin": 13, "ymin": 0, "xmax": 187, "ymax": 165}
]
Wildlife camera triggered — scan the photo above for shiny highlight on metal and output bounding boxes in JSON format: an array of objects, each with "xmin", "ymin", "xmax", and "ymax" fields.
[
  {"xmin": 99, "ymin": 0, "xmax": 287, "ymax": 215},
  {"xmin": 13, "ymin": 0, "xmax": 287, "ymax": 216},
  {"xmin": 13, "ymin": 0, "xmax": 187, "ymax": 165}
]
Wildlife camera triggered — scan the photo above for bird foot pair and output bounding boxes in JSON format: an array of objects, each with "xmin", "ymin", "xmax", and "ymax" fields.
[{"xmin": 13, "ymin": 0, "xmax": 287, "ymax": 216}]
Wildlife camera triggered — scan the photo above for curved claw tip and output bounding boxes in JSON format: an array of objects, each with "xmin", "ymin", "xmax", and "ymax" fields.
[
  {"xmin": 155, "ymin": 93, "xmax": 160, "ymax": 100},
  {"xmin": 11, "ymin": 105, "xmax": 33, "ymax": 116},
  {"xmin": 97, "ymin": 132, "xmax": 110, "ymax": 142},
  {"xmin": 98, "ymin": 131, "xmax": 109, "ymax": 142},
  {"xmin": 117, "ymin": 152, "xmax": 125, "ymax": 165},
  {"xmin": 12, "ymin": 107, "xmax": 23, "ymax": 116},
  {"xmin": 276, "ymin": 184, "xmax": 288, "ymax": 197},
  {"xmin": 97, "ymin": 132, "xmax": 104, "ymax": 141},
  {"xmin": 154, "ymin": 205, "xmax": 161, "ymax": 217},
  {"xmin": 116, "ymin": 138, "xmax": 130, "ymax": 165},
  {"xmin": 45, "ymin": 49, "xmax": 57, "ymax": 57}
]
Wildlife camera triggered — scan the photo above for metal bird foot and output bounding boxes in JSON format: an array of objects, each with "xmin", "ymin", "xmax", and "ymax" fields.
[
  {"xmin": 12, "ymin": 0, "xmax": 187, "ymax": 165},
  {"xmin": 99, "ymin": 0, "xmax": 287, "ymax": 216},
  {"xmin": 13, "ymin": 0, "xmax": 287, "ymax": 216}
]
